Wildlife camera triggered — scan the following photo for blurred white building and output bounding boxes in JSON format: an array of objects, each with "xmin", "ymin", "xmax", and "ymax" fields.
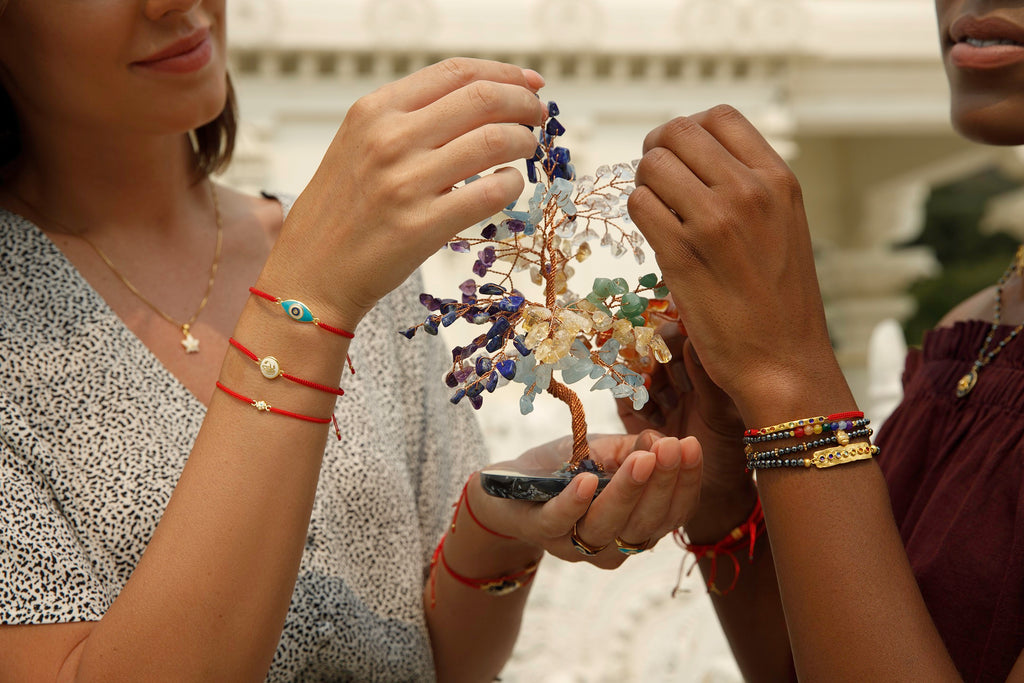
[{"xmin": 222, "ymin": 1, "xmax": 1024, "ymax": 680}]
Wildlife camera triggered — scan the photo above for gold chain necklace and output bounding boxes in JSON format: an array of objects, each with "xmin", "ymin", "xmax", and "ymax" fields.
[
  {"xmin": 77, "ymin": 183, "xmax": 223, "ymax": 354},
  {"xmin": 955, "ymin": 245, "xmax": 1024, "ymax": 398}
]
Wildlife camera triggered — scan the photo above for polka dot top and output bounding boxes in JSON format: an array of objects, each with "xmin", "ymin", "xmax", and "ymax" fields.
[{"xmin": 0, "ymin": 203, "xmax": 486, "ymax": 681}]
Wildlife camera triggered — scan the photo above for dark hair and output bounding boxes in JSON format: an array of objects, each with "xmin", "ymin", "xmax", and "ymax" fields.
[{"xmin": 0, "ymin": 74, "xmax": 238, "ymax": 179}]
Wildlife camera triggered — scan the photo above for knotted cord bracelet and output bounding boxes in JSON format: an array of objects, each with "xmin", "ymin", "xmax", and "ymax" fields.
[
  {"xmin": 229, "ymin": 337, "xmax": 345, "ymax": 397},
  {"xmin": 215, "ymin": 381, "xmax": 341, "ymax": 440},
  {"xmin": 428, "ymin": 533, "xmax": 541, "ymax": 607},
  {"xmin": 673, "ymin": 497, "xmax": 764, "ymax": 596}
]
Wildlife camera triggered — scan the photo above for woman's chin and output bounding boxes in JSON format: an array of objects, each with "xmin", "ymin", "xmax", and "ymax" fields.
[{"xmin": 951, "ymin": 98, "xmax": 1024, "ymax": 146}]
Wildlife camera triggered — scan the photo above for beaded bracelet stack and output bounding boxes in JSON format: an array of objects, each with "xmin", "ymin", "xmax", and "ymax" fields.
[
  {"xmin": 743, "ymin": 411, "xmax": 878, "ymax": 470},
  {"xmin": 214, "ymin": 288, "xmax": 355, "ymax": 440}
]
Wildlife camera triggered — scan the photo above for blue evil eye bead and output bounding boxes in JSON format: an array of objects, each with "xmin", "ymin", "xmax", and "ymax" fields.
[{"xmin": 282, "ymin": 300, "xmax": 315, "ymax": 323}]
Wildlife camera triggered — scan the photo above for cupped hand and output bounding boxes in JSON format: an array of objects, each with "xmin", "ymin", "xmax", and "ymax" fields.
[
  {"xmin": 617, "ymin": 323, "xmax": 750, "ymax": 497},
  {"xmin": 470, "ymin": 432, "xmax": 703, "ymax": 569},
  {"xmin": 264, "ymin": 58, "xmax": 549, "ymax": 331},
  {"xmin": 626, "ymin": 105, "xmax": 844, "ymax": 422}
]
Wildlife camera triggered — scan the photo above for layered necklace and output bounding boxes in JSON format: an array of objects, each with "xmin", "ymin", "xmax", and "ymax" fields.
[{"xmin": 955, "ymin": 245, "xmax": 1024, "ymax": 398}]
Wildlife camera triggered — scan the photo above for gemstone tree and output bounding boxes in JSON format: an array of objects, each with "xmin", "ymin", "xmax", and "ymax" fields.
[{"xmin": 400, "ymin": 101, "xmax": 679, "ymax": 471}]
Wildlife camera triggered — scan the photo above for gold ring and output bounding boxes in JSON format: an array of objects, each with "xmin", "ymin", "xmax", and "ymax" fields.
[
  {"xmin": 569, "ymin": 522, "xmax": 608, "ymax": 556},
  {"xmin": 614, "ymin": 536, "xmax": 651, "ymax": 555}
]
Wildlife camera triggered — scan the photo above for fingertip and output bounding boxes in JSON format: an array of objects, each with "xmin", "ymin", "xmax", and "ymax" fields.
[
  {"xmin": 680, "ymin": 436, "xmax": 702, "ymax": 469},
  {"xmin": 574, "ymin": 472, "xmax": 598, "ymax": 501},
  {"xmin": 653, "ymin": 437, "xmax": 682, "ymax": 470},
  {"xmin": 628, "ymin": 451, "xmax": 656, "ymax": 484},
  {"xmin": 522, "ymin": 68, "xmax": 545, "ymax": 90}
]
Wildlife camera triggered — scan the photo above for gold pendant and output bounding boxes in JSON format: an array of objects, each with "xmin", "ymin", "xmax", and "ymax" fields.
[
  {"xmin": 956, "ymin": 367, "xmax": 977, "ymax": 398},
  {"xmin": 181, "ymin": 324, "xmax": 200, "ymax": 354}
]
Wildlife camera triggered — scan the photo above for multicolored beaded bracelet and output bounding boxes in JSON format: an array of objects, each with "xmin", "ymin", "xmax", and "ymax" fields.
[
  {"xmin": 229, "ymin": 338, "xmax": 345, "ymax": 397},
  {"xmin": 748, "ymin": 442, "xmax": 879, "ymax": 470},
  {"xmin": 743, "ymin": 416, "xmax": 868, "ymax": 446},
  {"xmin": 743, "ymin": 411, "xmax": 864, "ymax": 440}
]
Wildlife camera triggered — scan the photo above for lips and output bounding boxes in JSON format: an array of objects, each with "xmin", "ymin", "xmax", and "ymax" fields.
[
  {"xmin": 133, "ymin": 28, "xmax": 213, "ymax": 72},
  {"xmin": 948, "ymin": 15, "xmax": 1024, "ymax": 69}
]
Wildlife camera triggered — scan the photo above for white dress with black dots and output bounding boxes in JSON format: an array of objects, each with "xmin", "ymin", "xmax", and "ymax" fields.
[{"xmin": 0, "ymin": 203, "xmax": 487, "ymax": 682}]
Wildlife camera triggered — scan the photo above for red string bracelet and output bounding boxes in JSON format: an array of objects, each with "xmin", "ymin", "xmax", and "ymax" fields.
[
  {"xmin": 452, "ymin": 478, "xmax": 517, "ymax": 539},
  {"xmin": 249, "ymin": 286, "xmax": 355, "ymax": 374},
  {"xmin": 215, "ymin": 381, "xmax": 341, "ymax": 440},
  {"xmin": 229, "ymin": 337, "xmax": 345, "ymax": 397},
  {"xmin": 249, "ymin": 287, "xmax": 354, "ymax": 338},
  {"xmin": 673, "ymin": 496, "xmax": 765, "ymax": 596},
  {"xmin": 428, "ymin": 533, "xmax": 540, "ymax": 607}
]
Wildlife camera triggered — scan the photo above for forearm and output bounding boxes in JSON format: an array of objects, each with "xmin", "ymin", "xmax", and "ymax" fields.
[
  {"xmin": 425, "ymin": 478, "xmax": 543, "ymax": 683},
  {"xmin": 70, "ymin": 280, "xmax": 353, "ymax": 681},
  {"xmin": 740, "ymin": 382, "xmax": 960, "ymax": 682}
]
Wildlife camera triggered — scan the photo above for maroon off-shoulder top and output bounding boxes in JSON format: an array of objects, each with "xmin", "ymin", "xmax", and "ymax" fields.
[{"xmin": 876, "ymin": 319, "xmax": 1024, "ymax": 682}]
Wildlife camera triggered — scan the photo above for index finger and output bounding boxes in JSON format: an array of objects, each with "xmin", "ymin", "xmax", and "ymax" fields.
[{"xmin": 380, "ymin": 57, "xmax": 545, "ymax": 112}]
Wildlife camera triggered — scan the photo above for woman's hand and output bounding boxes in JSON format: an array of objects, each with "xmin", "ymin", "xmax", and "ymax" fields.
[
  {"xmin": 627, "ymin": 106, "xmax": 846, "ymax": 425},
  {"xmin": 264, "ymin": 58, "xmax": 548, "ymax": 331},
  {"xmin": 470, "ymin": 432, "xmax": 703, "ymax": 568}
]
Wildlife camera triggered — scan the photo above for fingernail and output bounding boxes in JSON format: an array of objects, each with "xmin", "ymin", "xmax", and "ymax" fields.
[
  {"xmin": 574, "ymin": 473, "xmax": 597, "ymax": 501},
  {"xmin": 630, "ymin": 452, "xmax": 656, "ymax": 484},
  {"xmin": 680, "ymin": 438, "xmax": 701, "ymax": 469},
  {"xmin": 522, "ymin": 68, "xmax": 545, "ymax": 88},
  {"xmin": 670, "ymin": 362, "xmax": 693, "ymax": 393}
]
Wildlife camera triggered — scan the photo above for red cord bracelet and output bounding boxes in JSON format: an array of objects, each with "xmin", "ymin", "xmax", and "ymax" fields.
[
  {"xmin": 229, "ymin": 338, "xmax": 345, "ymax": 397},
  {"xmin": 249, "ymin": 287, "xmax": 355, "ymax": 338},
  {"xmin": 452, "ymin": 478, "xmax": 517, "ymax": 539},
  {"xmin": 673, "ymin": 497, "xmax": 765, "ymax": 596},
  {"xmin": 215, "ymin": 381, "xmax": 341, "ymax": 440},
  {"xmin": 428, "ymin": 533, "xmax": 540, "ymax": 607}
]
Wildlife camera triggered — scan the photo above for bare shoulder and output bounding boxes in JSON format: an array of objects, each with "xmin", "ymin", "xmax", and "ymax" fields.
[
  {"xmin": 935, "ymin": 285, "xmax": 997, "ymax": 329},
  {"xmin": 213, "ymin": 183, "xmax": 284, "ymax": 244}
]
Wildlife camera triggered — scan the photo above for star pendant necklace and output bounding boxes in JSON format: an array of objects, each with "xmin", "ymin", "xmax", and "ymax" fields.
[
  {"xmin": 77, "ymin": 182, "xmax": 223, "ymax": 354},
  {"xmin": 955, "ymin": 244, "xmax": 1024, "ymax": 398}
]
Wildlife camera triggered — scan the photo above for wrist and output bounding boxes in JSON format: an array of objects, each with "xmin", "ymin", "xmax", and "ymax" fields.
[{"xmin": 683, "ymin": 478, "xmax": 759, "ymax": 545}]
